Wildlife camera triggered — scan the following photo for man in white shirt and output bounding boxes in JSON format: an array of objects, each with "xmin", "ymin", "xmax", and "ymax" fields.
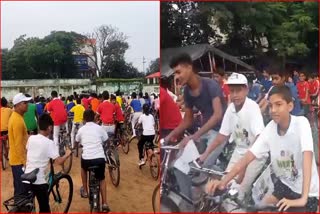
[
  {"xmin": 207, "ymin": 85, "xmax": 319, "ymax": 212},
  {"xmin": 76, "ymin": 109, "xmax": 110, "ymax": 212},
  {"xmin": 24, "ymin": 114, "xmax": 71, "ymax": 213},
  {"xmin": 200, "ymin": 72, "xmax": 266, "ymax": 201}
]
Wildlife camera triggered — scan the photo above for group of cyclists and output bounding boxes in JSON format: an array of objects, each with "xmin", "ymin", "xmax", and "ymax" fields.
[
  {"xmin": 160, "ymin": 53, "xmax": 319, "ymax": 212},
  {"xmin": 1, "ymin": 89, "xmax": 160, "ymax": 213}
]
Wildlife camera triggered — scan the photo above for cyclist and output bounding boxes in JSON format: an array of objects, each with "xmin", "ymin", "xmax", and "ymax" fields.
[
  {"xmin": 47, "ymin": 91, "xmax": 68, "ymax": 151},
  {"xmin": 69, "ymin": 98, "xmax": 85, "ymax": 149},
  {"xmin": 130, "ymin": 92, "xmax": 143, "ymax": 137},
  {"xmin": 297, "ymin": 70, "xmax": 311, "ymax": 118},
  {"xmin": 96, "ymin": 91, "xmax": 116, "ymax": 135},
  {"xmin": 35, "ymin": 96, "xmax": 46, "ymax": 117},
  {"xmin": 213, "ymin": 67, "xmax": 231, "ymax": 105},
  {"xmin": 1, "ymin": 97, "xmax": 12, "ymax": 137},
  {"xmin": 8, "ymin": 93, "xmax": 32, "ymax": 197},
  {"xmin": 135, "ymin": 104, "xmax": 155, "ymax": 166},
  {"xmin": 76, "ymin": 109, "xmax": 110, "ymax": 212},
  {"xmin": 199, "ymin": 73, "xmax": 266, "ymax": 201},
  {"xmin": 89, "ymin": 93, "xmax": 100, "ymax": 113},
  {"xmin": 207, "ymin": 85, "xmax": 319, "ymax": 212},
  {"xmin": 24, "ymin": 113, "xmax": 72, "ymax": 213}
]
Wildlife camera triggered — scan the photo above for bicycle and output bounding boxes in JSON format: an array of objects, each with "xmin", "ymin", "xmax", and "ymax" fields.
[
  {"xmin": 104, "ymin": 133, "xmax": 120, "ymax": 187},
  {"xmin": 59, "ymin": 126, "xmax": 73, "ymax": 174},
  {"xmin": 123, "ymin": 106, "xmax": 133, "ymax": 136},
  {"xmin": 72, "ymin": 123, "xmax": 81, "ymax": 158},
  {"xmin": 0, "ymin": 134, "xmax": 9, "ymax": 170},
  {"xmin": 139, "ymin": 140, "xmax": 159, "ymax": 180},
  {"xmin": 116, "ymin": 123, "xmax": 130, "ymax": 154},
  {"xmin": 3, "ymin": 159, "xmax": 73, "ymax": 213},
  {"xmin": 88, "ymin": 166, "xmax": 101, "ymax": 213}
]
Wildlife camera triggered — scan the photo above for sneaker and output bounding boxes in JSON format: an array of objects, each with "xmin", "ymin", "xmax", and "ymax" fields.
[
  {"xmin": 138, "ymin": 159, "xmax": 146, "ymax": 166},
  {"xmin": 102, "ymin": 204, "xmax": 110, "ymax": 213}
]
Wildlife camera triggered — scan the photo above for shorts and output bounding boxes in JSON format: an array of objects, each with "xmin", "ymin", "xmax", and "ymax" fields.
[
  {"xmin": 272, "ymin": 179, "xmax": 318, "ymax": 212},
  {"xmin": 81, "ymin": 158, "xmax": 106, "ymax": 180}
]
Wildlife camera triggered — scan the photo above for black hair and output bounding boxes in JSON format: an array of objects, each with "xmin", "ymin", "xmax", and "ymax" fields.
[
  {"xmin": 91, "ymin": 93, "xmax": 98, "ymax": 98},
  {"xmin": 110, "ymin": 94, "xmax": 116, "ymax": 101},
  {"xmin": 102, "ymin": 91, "xmax": 109, "ymax": 100},
  {"xmin": 268, "ymin": 85, "xmax": 293, "ymax": 103},
  {"xmin": 131, "ymin": 92, "xmax": 137, "ymax": 99},
  {"xmin": 144, "ymin": 92, "xmax": 149, "ymax": 99},
  {"xmin": 51, "ymin": 91, "xmax": 58, "ymax": 97},
  {"xmin": 61, "ymin": 97, "xmax": 66, "ymax": 101},
  {"xmin": 68, "ymin": 96, "xmax": 73, "ymax": 102},
  {"xmin": 38, "ymin": 113, "xmax": 54, "ymax": 131},
  {"xmin": 115, "ymin": 91, "xmax": 120, "ymax": 96},
  {"xmin": 169, "ymin": 53, "xmax": 193, "ymax": 69},
  {"xmin": 299, "ymin": 70, "xmax": 308, "ymax": 78},
  {"xmin": 83, "ymin": 109, "xmax": 95, "ymax": 122},
  {"xmin": 139, "ymin": 92, "xmax": 143, "ymax": 98},
  {"xmin": 1, "ymin": 97, "xmax": 8, "ymax": 107},
  {"xmin": 76, "ymin": 98, "xmax": 81, "ymax": 104},
  {"xmin": 143, "ymin": 104, "xmax": 150, "ymax": 116},
  {"xmin": 215, "ymin": 67, "xmax": 225, "ymax": 77}
]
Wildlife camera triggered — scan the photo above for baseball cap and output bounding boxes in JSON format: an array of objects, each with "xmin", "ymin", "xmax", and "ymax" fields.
[
  {"xmin": 12, "ymin": 93, "xmax": 32, "ymax": 105},
  {"xmin": 227, "ymin": 72, "xmax": 248, "ymax": 86}
]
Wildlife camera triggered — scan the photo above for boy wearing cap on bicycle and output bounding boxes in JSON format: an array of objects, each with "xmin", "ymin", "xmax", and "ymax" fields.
[
  {"xmin": 199, "ymin": 72, "xmax": 266, "ymax": 202},
  {"xmin": 24, "ymin": 113, "xmax": 71, "ymax": 213},
  {"xmin": 76, "ymin": 109, "xmax": 110, "ymax": 212},
  {"xmin": 207, "ymin": 85, "xmax": 319, "ymax": 212}
]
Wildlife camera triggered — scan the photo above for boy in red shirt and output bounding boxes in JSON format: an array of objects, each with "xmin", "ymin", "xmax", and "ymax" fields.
[
  {"xmin": 308, "ymin": 73, "xmax": 319, "ymax": 105},
  {"xmin": 95, "ymin": 91, "xmax": 116, "ymax": 135},
  {"xmin": 297, "ymin": 71, "xmax": 311, "ymax": 117},
  {"xmin": 110, "ymin": 94, "xmax": 124, "ymax": 141},
  {"xmin": 47, "ymin": 91, "xmax": 68, "ymax": 150},
  {"xmin": 213, "ymin": 67, "xmax": 231, "ymax": 105}
]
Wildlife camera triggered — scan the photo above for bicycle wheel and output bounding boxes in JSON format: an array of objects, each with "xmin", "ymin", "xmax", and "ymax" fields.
[
  {"xmin": 90, "ymin": 190, "xmax": 100, "ymax": 213},
  {"xmin": 62, "ymin": 140, "xmax": 73, "ymax": 174},
  {"xmin": 2, "ymin": 139, "xmax": 8, "ymax": 170},
  {"xmin": 107, "ymin": 149, "xmax": 120, "ymax": 187},
  {"xmin": 120, "ymin": 130, "xmax": 130, "ymax": 154},
  {"xmin": 149, "ymin": 154, "xmax": 159, "ymax": 180},
  {"xmin": 152, "ymin": 183, "xmax": 160, "ymax": 213},
  {"xmin": 49, "ymin": 174, "xmax": 73, "ymax": 213}
]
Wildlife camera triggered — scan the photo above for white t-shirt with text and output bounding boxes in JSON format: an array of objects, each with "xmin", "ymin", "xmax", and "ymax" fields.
[
  {"xmin": 138, "ymin": 114, "xmax": 155, "ymax": 136},
  {"xmin": 76, "ymin": 122, "xmax": 108, "ymax": 160},
  {"xmin": 25, "ymin": 134, "xmax": 59, "ymax": 185},
  {"xmin": 250, "ymin": 116, "xmax": 319, "ymax": 197}
]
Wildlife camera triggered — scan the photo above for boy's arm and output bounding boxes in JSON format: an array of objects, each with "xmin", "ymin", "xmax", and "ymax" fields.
[{"xmin": 200, "ymin": 133, "xmax": 228, "ymax": 162}]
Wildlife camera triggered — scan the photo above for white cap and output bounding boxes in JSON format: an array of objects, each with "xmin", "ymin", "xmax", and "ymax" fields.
[
  {"xmin": 12, "ymin": 93, "xmax": 32, "ymax": 105},
  {"xmin": 227, "ymin": 72, "xmax": 248, "ymax": 86}
]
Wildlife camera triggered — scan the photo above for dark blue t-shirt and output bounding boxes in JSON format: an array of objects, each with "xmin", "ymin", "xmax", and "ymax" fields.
[
  {"xmin": 261, "ymin": 78, "xmax": 272, "ymax": 93},
  {"xmin": 36, "ymin": 103, "xmax": 45, "ymax": 116},
  {"xmin": 130, "ymin": 99, "xmax": 142, "ymax": 112},
  {"xmin": 184, "ymin": 77, "xmax": 226, "ymax": 131},
  {"xmin": 67, "ymin": 102, "xmax": 75, "ymax": 116}
]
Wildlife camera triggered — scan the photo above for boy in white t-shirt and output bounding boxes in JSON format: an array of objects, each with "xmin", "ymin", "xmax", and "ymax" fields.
[
  {"xmin": 75, "ymin": 109, "xmax": 110, "ymax": 212},
  {"xmin": 24, "ymin": 113, "xmax": 72, "ymax": 213},
  {"xmin": 207, "ymin": 85, "xmax": 319, "ymax": 212},
  {"xmin": 199, "ymin": 72, "xmax": 266, "ymax": 201}
]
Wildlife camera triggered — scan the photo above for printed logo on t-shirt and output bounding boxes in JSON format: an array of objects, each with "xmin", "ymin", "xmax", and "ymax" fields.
[
  {"xmin": 234, "ymin": 124, "xmax": 251, "ymax": 147},
  {"xmin": 275, "ymin": 150, "xmax": 299, "ymax": 182}
]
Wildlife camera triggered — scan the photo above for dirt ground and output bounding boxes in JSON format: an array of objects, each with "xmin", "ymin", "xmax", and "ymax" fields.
[{"xmin": 1, "ymin": 138, "xmax": 160, "ymax": 212}]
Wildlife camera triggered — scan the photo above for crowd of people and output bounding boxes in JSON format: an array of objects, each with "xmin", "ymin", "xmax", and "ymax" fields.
[
  {"xmin": 1, "ymin": 89, "xmax": 160, "ymax": 213},
  {"xmin": 160, "ymin": 53, "xmax": 319, "ymax": 212}
]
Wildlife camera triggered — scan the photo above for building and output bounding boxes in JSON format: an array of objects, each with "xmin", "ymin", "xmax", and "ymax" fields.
[{"xmin": 73, "ymin": 39, "xmax": 97, "ymax": 78}]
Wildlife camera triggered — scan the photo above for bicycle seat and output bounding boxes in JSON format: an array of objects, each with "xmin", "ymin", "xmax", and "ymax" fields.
[
  {"xmin": 88, "ymin": 166, "xmax": 100, "ymax": 171},
  {"xmin": 21, "ymin": 168, "xmax": 39, "ymax": 183}
]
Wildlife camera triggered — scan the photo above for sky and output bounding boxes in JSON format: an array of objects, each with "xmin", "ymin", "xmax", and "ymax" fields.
[{"xmin": 1, "ymin": 1, "xmax": 159, "ymax": 73}]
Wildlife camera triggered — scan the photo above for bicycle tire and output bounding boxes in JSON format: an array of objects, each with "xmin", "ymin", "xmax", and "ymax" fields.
[
  {"xmin": 149, "ymin": 154, "xmax": 159, "ymax": 180},
  {"xmin": 107, "ymin": 149, "xmax": 120, "ymax": 187},
  {"xmin": 49, "ymin": 174, "xmax": 73, "ymax": 213},
  {"xmin": 120, "ymin": 130, "xmax": 129, "ymax": 154},
  {"xmin": 2, "ymin": 139, "xmax": 8, "ymax": 170},
  {"xmin": 151, "ymin": 183, "xmax": 160, "ymax": 213},
  {"xmin": 62, "ymin": 140, "xmax": 73, "ymax": 174},
  {"xmin": 90, "ymin": 191, "xmax": 100, "ymax": 213}
]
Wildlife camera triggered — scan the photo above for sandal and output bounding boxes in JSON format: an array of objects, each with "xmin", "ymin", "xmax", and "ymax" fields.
[
  {"xmin": 80, "ymin": 186, "xmax": 88, "ymax": 198},
  {"xmin": 102, "ymin": 204, "xmax": 110, "ymax": 213}
]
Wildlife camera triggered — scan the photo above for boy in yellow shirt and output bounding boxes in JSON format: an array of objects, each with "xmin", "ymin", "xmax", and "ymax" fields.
[
  {"xmin": 1, "ymin": 97, "xmax": 13, "ymax": 136},
  {"xmin": 70, "ymin": 98, "xmax": 85, "ymax": 149}
]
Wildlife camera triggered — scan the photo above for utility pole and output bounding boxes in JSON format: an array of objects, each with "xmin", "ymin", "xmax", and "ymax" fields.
[{"xmin": 142, "ymin": 56, "xmax": 146, "ymax": 74}]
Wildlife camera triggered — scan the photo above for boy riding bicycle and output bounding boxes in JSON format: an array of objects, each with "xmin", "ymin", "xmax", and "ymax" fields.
[{"xmin": 207, "ymin": 85, "xmax": 319, "ymax": 212}]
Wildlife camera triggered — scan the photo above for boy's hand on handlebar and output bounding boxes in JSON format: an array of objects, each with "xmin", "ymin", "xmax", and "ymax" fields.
[
  {"xmin": 277, "ymin": 198, "xmax": 307, "ymax": 212},
  {"xmin": 206, "ymin": 179, "xmax": 226, "ymax": 195}
]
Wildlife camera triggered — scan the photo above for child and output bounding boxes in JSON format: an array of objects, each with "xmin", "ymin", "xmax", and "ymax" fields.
[
  {"xmin": 308, "ymin": 73, "xmax": 319, "ymax": 105},
  {"xmin": 24, "ymin": 114, "xmax": 72, "ymax": 213},
  {"xmin": 75, "ymin": 109, "xmax": 110, "ymax": 212},
  {"xmin": 297, "ymin": 71, "xmax": 311, "ymax": 117},
  {"xmin": 199, "ymin": 72, "xmax": 266, "ymax": 201},
  {"xmin": 110, "ymin": 94, "xmax": 125, "ymax": 143},
  {"xmin": 69, "ymin": 98, "xmax": 85, "ymax": 149},
  {"xmin": 136, "ymin": 104, "xmax": 155, "ymax": 166},
  {"xmin": 207, "ymin": 85, "xmax": 319, "ymax": 212}
]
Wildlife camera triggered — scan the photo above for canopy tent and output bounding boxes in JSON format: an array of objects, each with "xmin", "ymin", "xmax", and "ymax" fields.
[{"xmin": 161, "ymin": 44, "xmax": 255, "ymax": 77}]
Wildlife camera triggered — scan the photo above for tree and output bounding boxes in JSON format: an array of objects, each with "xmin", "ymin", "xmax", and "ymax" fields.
[{"xmin": 146, "ymin": 58, "xmax": 160, "ymax": 75}]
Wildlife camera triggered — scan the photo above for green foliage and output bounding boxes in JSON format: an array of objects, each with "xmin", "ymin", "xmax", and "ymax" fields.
[{"xmin": 146, "ymin": 58, "xmax": 160, "ymax": 75}]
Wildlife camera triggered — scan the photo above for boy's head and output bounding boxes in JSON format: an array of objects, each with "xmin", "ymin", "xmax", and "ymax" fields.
[
  {"xmin": 262, "ymin": 69, "xmax": 270, "ymax": 79},
  {"xmin": 267, "ymin": 64, "xmax": 286, "ymax": 86},
  {"xmin": 102, "ymin": 91, "xmax": 109, "ymax": 100},
  {"xmin": 299, "ymin": 71, "xmax": 307, "ymax": 82},
  {"xmin": 51, "ymin": 91, "xmax": 58, "ymax": 98},
  {"xmin": 213, "ymin": 67, "xmax": 225, "ymax": 83},
  {"xmin": 139, "ymin": 92, "xmax": 143, "ymax": 98},
  {"xmin": 83, "ymin": 109, "xmax": 95, "ymax": 122},
  {"xmin": 1, "ymin": 97, "xmax": 8, "ymax": 107},
  {"xmin": 76, "ymin": 98, "xmax": 81, "ymax": 105},
  {"xmin": 110, "ymin": 94, "xmax": 116, "ymax": 104},
  {"xmin": 268, "ymin": 85, "xmax": 293, "ymax": 124},
  {"xmin": 170, "ymin": 53, "xmax": 197, "ymax": 86},
  {"xmin": 38, "ymin": 113, "xmax": 53, "ymax": 133},
  {"xmin": 131, "ymin": 92, "xmax": 137, "ymax": 99},
  {"xmin": 227, "ymin": 73, "xmax": 248, "ymax": 107}
]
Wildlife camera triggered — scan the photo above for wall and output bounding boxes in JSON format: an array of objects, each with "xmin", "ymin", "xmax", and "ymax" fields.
[{"xmin": 1, "ymin": 78, "xmax": 159, "ymax": 100}]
